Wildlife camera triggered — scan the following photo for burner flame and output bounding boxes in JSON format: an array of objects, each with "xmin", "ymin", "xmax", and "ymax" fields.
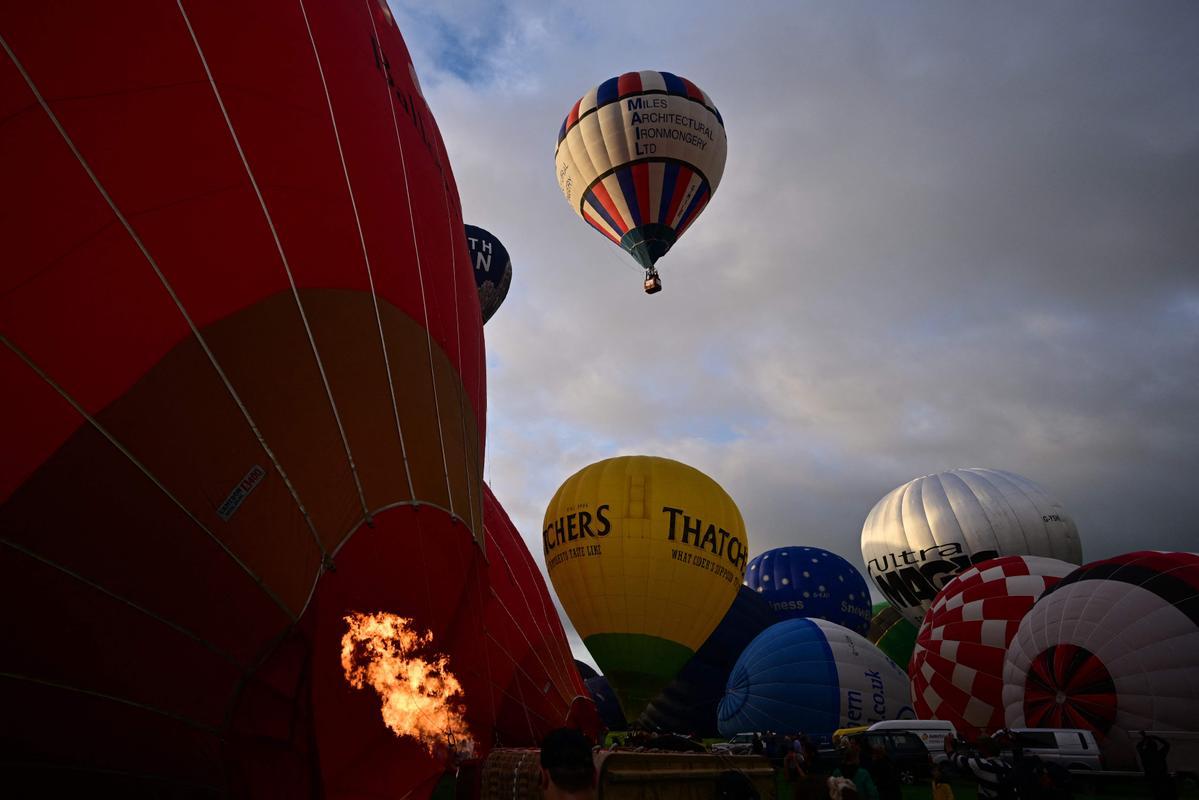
[{"xmin": 340, "ymin": 611, "xmax": 473, "ymax": 754}]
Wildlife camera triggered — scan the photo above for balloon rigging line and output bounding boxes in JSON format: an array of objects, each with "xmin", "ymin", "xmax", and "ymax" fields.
[
  {"xmin": 1, "ymin": 536, "xmax": 247, "ymax": 670},
  {"xmin": 0, "ymin": 30, "xmax": 311, "ymax": 614},
  {"xmin": 441, "ymin": 183, "xmax": 481, "ymax": 540},
  {"xmin": 486, "ymin": 581, "xmax": 573, "ymax": 706},
  {"xmin": 0, "ymin": 327, "xmax": 296, "ymax": 625},
  {"xmin": 180, "ymin": 0, "xmax": 372, "ymax": 530},
  {"xmin": 489, "ymin": 523, "xmax": 579, "ymax": 693},
  {"xmin": 0, "ymin": 671, "xmax": 221, "ymax": 735},
  {"xmin": 367, "ymin": 7, "xmax": 457, "ymax": 523},
  {"xmin": 301, "ymin": 0, "xmax": 416, "ymax": 511},
  {"xmin": 470, "ymin": 526, "xmax": 499, "ymax": 733},
  {"xmin": 152, "ymin": 0, "xmax": 333, "ymax": 563},
  {"xmin": 482, "ymin": 629, "xmax": 574, "ymax": 721}
]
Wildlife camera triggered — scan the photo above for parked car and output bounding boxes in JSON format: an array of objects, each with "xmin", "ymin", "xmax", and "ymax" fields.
[
  {"xmin": 843, "ymin": 730, "xmax": 933, "ymax": 785},
  {"xmin": 993, "ymin": 728, "xmax": 1104, "ymax": 771},
  {"xmin": 867, "ymin": 719, "xmax": 958, "ymax": 763},
  {"xmin": 711, "ymin": 732, "xmax": 758, "ymax": 755}
]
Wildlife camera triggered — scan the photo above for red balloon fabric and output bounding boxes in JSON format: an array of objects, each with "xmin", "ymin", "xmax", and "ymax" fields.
[
  {"xmin": 0, "ymin": 1, "xmax": 583, "ymax": 795},
  {"xmin": 909, "ymin": 555, "xmax": 1076, "ymax": 739},
  {"xmin": 1002, "ymin": 551, "xmax": 1199, "ymax": 769},
  {"xmin": 479, "ymin": 484, "xmax": 600, "ymax": 747}
]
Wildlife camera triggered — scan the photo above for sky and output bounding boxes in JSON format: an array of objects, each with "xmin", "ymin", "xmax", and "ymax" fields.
[{"xmin": 388, "ymin": 1, "xmax": 1199, "ymax": 668}]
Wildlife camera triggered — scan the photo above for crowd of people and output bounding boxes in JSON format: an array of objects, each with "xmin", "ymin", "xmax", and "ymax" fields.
[{"xmin": 535, "ymin": 726, "xmax": 1182, "ymax": 800}]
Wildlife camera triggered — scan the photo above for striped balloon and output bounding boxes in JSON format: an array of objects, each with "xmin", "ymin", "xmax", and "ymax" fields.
[
  {"xmin": 909, "ymin": 555, "xmax": 1076, "ymax": 739},
  {"xmin": 1002, "ymin": 551, "xmax": 1199, "ymax": 769},
  {"xmin": 554, "ymin": 70, "xmax": 727, "ymax": 277}
]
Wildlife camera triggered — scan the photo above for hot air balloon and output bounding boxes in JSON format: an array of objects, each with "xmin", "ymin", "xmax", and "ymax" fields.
[
  {"xmin": 1002, "ymin": 551, "xmax": 1199, "ymax": 769},
  {"xmin": 464, "ymin": 224, "xmax": 511, "ymax": 323},
  {"xmin": 745, "ymin": 546, "xmax": 873, "ymax": 635},
  {"xmin": 639, "ymin": 584, "xmax": 775, "ymax": 736},
  {"xmin": 868, "ymin": 602, "xmax": 918, "ymax": 673},
  {"xmin": 0, "ymin": 3, "xmax": 573, "ymax": 794},
  {"xmin": 543, "ymin": 455, "xmax": 748, "ymax": 720},
  {"xmin": 909, "ymin": 555, "xmax": 1077, "ymax": 739},
  {"xmin": 575, "ymin": 659, "xmax": 600, "ymax": 682},
  {"xmin": 586, "ymin": 675, "xmax": 628, "ymax": 733},
  {"xmin": 861, "ymin": 468, "xmax": 1082, "ymax": 626},
  {"xmin": 554, "ymin": 71, "xmax": 728, "ymax": 294},
  {"xmin": 718, "ymin": 618, "xmax": 914, "ymax": 739},
  {"xmin": 481, "ymin": 485, "xmax": 600, "ymax": 746}
]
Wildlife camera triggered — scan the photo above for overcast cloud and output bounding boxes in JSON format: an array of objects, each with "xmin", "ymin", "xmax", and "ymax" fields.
[{"xmin": 389, "ymin": 1, "xmax": 1199, "ymax": 666}]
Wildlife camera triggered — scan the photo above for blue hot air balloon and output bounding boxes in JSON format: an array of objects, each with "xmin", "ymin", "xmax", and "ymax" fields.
[
  {"xmin": 464, "ymin": 224, "xmax": 512, "ymax": 323},
  {"xmin": 585, "ymin": 675, "xmax": 628, "ymax": 732},
  {"xmin": 575, "ymin": 659, "xmax": 600, "ymax": 682},
  {"xmin": 718, "ymin": 618, "xmax": 913, "ymax": 739},
  {"xmin": 744, "ymin": 546, "xmax": 873, "ymax": 635},
  {"xmin": 639, "ymin": 585, "xmax": 775, "ymax": 735}
]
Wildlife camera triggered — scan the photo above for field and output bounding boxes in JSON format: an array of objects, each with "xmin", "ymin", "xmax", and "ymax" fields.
[{"xmin": 775, "ymin": 771, "xmax": 1199, "ymax": 799}]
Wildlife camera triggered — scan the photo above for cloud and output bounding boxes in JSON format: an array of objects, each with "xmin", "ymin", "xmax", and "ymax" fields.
[{"xmin": 390, "ymin": 1, "xmax": 1199, "ymax": 668}]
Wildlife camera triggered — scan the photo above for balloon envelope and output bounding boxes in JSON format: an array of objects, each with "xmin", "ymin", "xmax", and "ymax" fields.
[
  {"xmin": 1002, "ymin": 551, "xmax": 1199, "ymax": 769},
  {"xmin": 868, "ymin": 603, "xmax": 918, "ymax": 674},
  {"xmin": 910, "ymin": 555, "xmax": 1076, "ymax": 739},
  {"xmin": 0, "ymin": 2, "xmax": 584, "ymax": 793},
  {"xmin": 543, "ymin": 455, "xmax": 748, "ymax": 720},
  {"xmin": 464, "ymin": 224, "xmax": 511, "ymax": 323},
  {"xmin": 575, "ymin": 659, "xmax": 600, "ymax": 682},
  {"xmin": 639, "ymin": 585, "xmax": 775, "ymax": 736},
  {"xmin": 861, "ymin": 468, "xmax": 1082, "ymax": 626},
  {"xmin": 745, "ymin": 546, "xmax": 873, "ymax": 635},
  {"xmin": 554, "ymin": 71, "xmax": 727, "ymax": 273},
  {"xmin": 718, "ymin": 618, "xmax": 914, "ymax": 739},
  {"xmin": 585, "ymin": 675, "xmax": 628, "ymax": 733},
  {"xmin": 482, "ymin": 485, "xmax": 599, "ymax": 746}
]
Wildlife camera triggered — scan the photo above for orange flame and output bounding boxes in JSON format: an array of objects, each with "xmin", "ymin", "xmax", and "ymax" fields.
[{"xmin": 341, "ymin": 611, "xmax": 473, "ymax": 755}]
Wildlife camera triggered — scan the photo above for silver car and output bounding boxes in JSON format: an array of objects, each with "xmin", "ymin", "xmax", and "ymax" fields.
[
  {"xmin": 711, "ymin": 732, "xmax": 757, "ymax": 755},
  {"xmin": 994, "ymin": 728, "xmax": 1104, "ymax": 770}
]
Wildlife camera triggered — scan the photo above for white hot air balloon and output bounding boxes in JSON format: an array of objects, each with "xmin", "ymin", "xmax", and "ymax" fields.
[
  {"xmin": 1002, "ymin": 551, "xmax": 1199, "ymax": 770},
  {"xmin": 860, "ymin": 468, "xmax": 1082, "ymax": 627}
]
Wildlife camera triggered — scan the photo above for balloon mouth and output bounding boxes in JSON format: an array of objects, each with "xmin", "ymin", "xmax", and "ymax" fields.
[
  {"xmin": 621, "ymin": 223, "xmax": 677, "ymax": 269},
  {"xmin": 1023, "ymin": 643, "xmax": 1117, "ymax": 734},
  {"xmin": 718, "ymin": 666, "xmax": 751, "ymax": 721}
]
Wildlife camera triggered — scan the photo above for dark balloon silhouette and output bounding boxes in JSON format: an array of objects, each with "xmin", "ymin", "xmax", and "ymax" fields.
[
  {"xmin": 464, "ymin": 224, "xmax": 512, "ymax": 323},
  {"xmin": 639, "ymin": 585, "xmax": 774, "ymax": 736}
]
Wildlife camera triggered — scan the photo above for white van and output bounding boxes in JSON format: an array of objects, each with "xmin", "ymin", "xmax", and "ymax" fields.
[
  {"xmin": 868, "ymin": 720, "xmax": 958, "ymax": 762},
  {"xmin": 996, "ymin": 728, "xmax": 1103, "ymax": 770}
]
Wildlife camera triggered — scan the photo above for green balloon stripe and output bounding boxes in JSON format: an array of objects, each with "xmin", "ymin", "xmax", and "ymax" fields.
[{"xmin": 585, "ymin": 632, "xmax": 695, "ymax": 722}]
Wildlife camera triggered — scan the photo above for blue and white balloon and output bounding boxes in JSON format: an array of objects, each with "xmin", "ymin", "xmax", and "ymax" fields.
[{"xmin": 718, "ymin": 618, "xmax": 913, "ymax": 738}]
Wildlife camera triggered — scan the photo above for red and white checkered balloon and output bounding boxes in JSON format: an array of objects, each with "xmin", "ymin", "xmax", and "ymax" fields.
[{"xmin": 909, "ymin": 555, "xmax": 1076, "ymax": 738}]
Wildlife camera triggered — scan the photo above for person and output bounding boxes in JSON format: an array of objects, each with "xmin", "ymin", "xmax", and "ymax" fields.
[
  {"xmin": 784, "ymin": 742, "xmax": 805, "ymax": 782},
  {"xmin": 794, "ymin": 739, "xmax": 825, "ymax": 800},
  {"xmin": 539, "ymin": 727, "xmax": 596, "ymax": 800},
  {"xmin": 930, "ymin": 763, "xmax": 955, "ymax": 800},
  {"xmin": 827, "ymin": 776, "xmax": 860, "ymax": 800},
  {"xmin": 831, "ymin": 749, "xmax": 879, "ymax": 800},
  {"xmin": 866, "ymin": 745, "xmax": 901, "ymax": 800},
  {"xmin": 752, "ymin": 732, "xmax": 765, "ymax": 756},
  {"xmin": 1137, "ymin": 731, "xmax": 1176, "ymax": 800},
  {"xmin": 998, "ymin": 728, "xmax": 1044, "ymax": 800},
  {"xmin": 944, "ymin": 735, "xmax": 1012, "ymax": 800}
]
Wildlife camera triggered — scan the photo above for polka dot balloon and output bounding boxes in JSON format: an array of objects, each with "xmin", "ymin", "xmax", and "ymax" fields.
[{"xmin": 744, "ymin": 546, "xmax": 873, "ymax": 635}]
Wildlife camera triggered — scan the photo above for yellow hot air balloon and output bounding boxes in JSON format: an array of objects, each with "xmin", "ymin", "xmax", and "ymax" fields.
[{"xmin": 543, "ymin": 456, "xmax": 748, "ymax": 718}]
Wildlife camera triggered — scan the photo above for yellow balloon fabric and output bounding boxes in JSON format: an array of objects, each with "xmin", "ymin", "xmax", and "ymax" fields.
[{"xmin": 543, "ymin": 455, "xmax": 747, "ymax": 718}]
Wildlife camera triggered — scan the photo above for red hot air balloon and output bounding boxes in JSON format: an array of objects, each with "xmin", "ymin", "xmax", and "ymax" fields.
[
  {"xmin": 909, "ymin": 555, "xmax": 1077, "ymax": 739},
  {"xmin": 0, "ymin": 2, "xmax": 575, "ymax": 795},
  {"xmin": 479, "ymin": 484, "xmax": 601, "ymax": 745},
  {"xmin": 1002, "ymin": 551, "xmax": 1199, "ymax": 769}
]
